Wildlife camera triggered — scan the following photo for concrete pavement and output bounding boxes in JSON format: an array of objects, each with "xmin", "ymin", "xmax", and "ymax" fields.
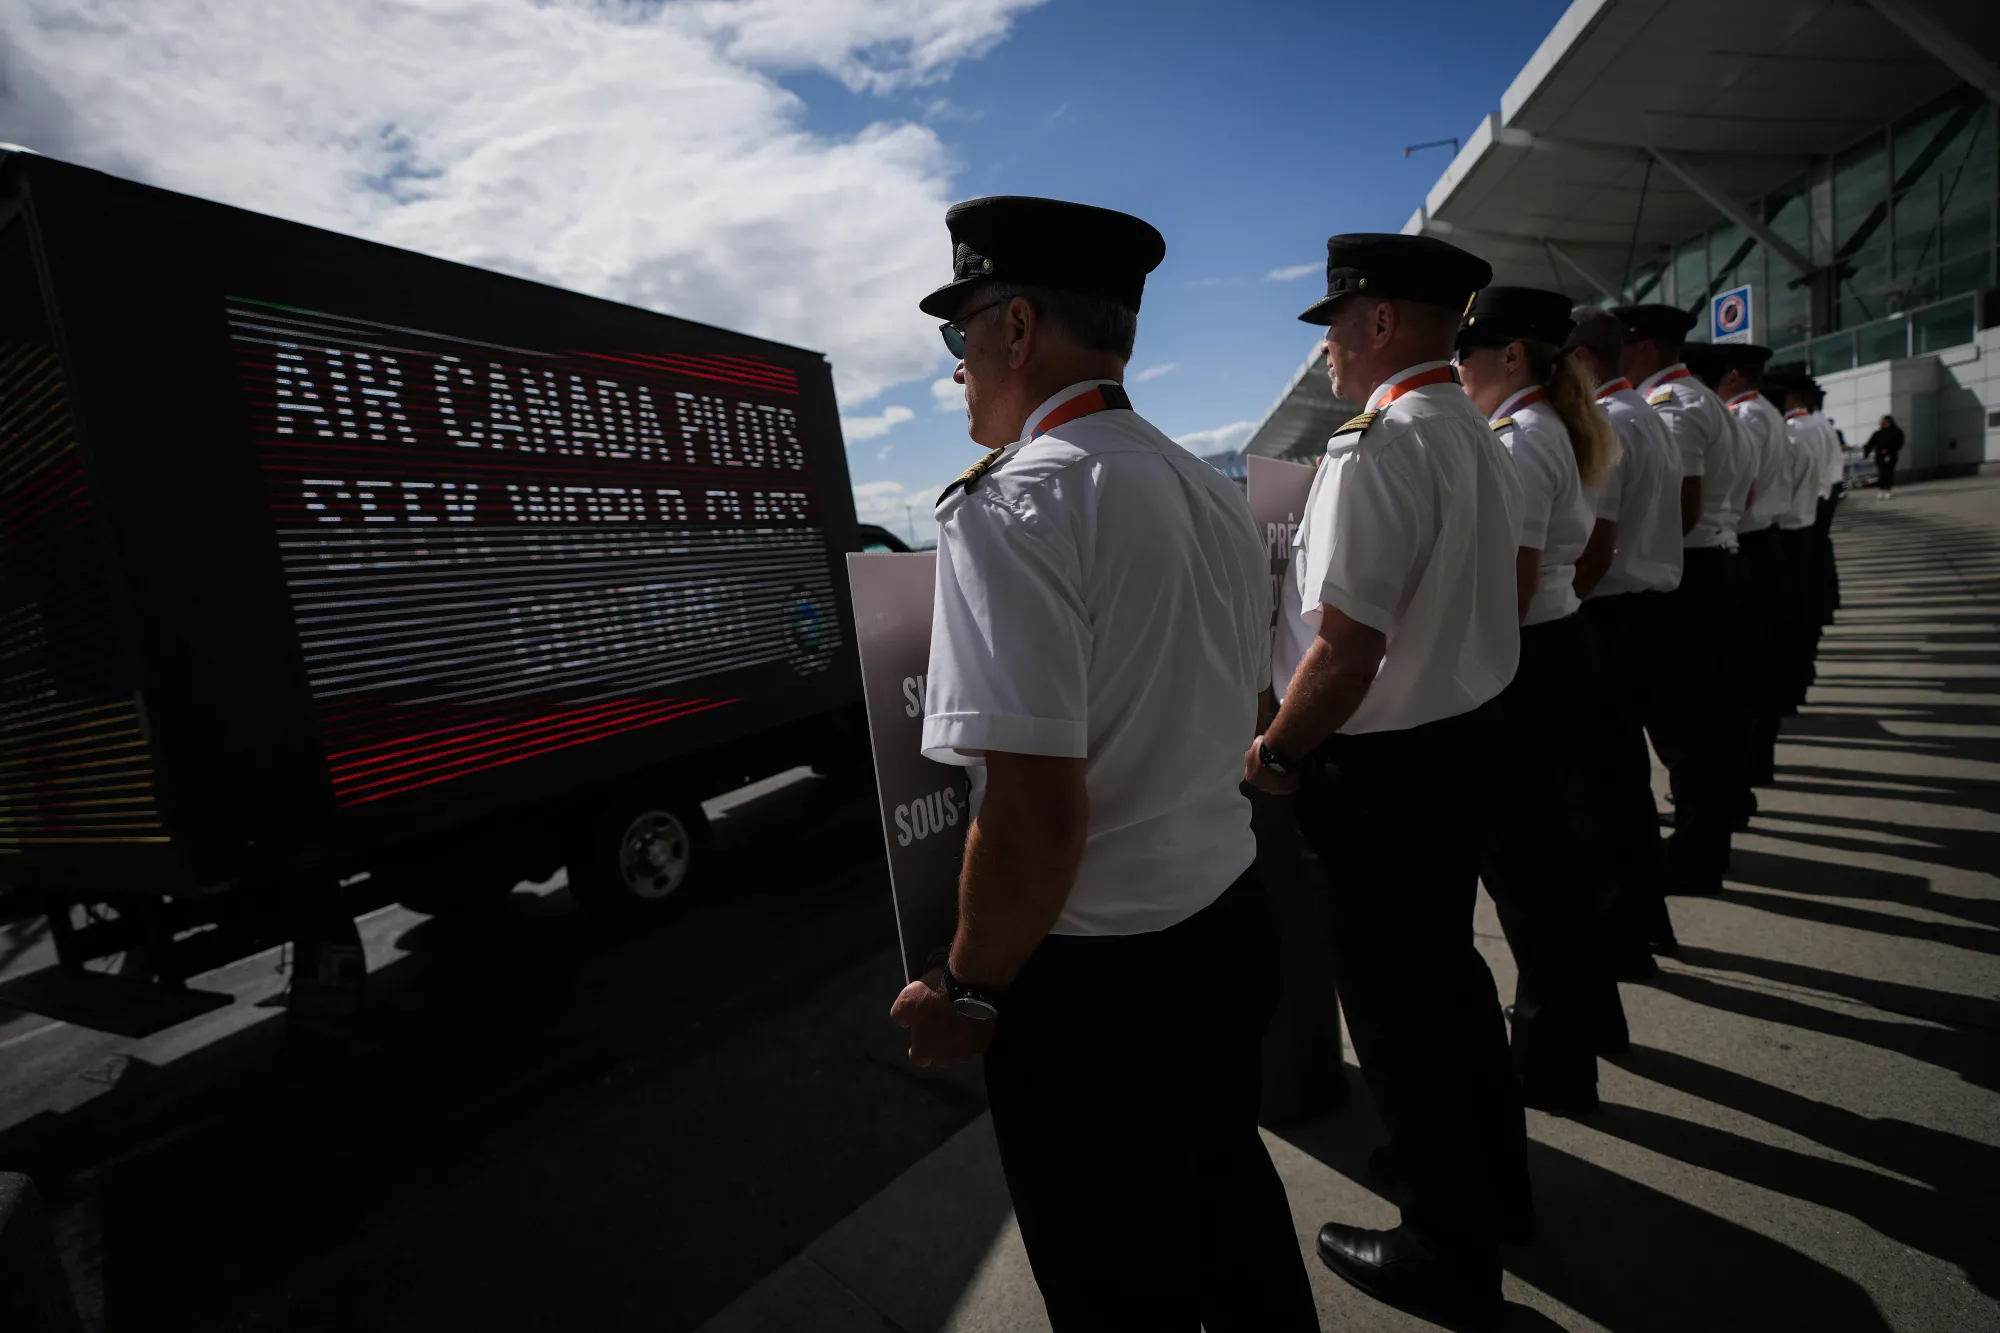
[{"xmin": 703, "ymin": 475, "xmax": 2000, "ymax": 1333}]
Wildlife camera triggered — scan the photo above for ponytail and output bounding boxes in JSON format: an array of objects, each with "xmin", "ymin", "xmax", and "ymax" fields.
[{"xmin": 1526, "ymin": 342, "xmax": 1618, "ymax": 488}]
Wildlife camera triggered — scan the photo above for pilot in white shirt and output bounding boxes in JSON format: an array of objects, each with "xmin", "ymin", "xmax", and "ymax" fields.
[
  {"xmin": 1456, "ymin": 285, "xmax": 1624, "ymax": 1116},
  {"xmin": 895, "ymin": 194, "xmax": 1318, "ymax": 1332},
  {"xmin": 1612, "ymin": 304, "xmax": 1751, "ymax": 897},
  {"xmin": 1697, "ymin": 342, "xmax": 1789, "ymax": 792},
  {"xmin": 1249, "ymin": 233, "xmax": 1526, "ymax": 1329},
  {"xmin": 1565, "ymin": 306, "xmax": 1683, "ymax": 969}
]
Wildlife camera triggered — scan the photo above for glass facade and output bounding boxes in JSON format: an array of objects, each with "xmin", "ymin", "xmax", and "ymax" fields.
[{"xmin": 1615, "ymin": 84, "xmax": 1996, "ymax": 368}]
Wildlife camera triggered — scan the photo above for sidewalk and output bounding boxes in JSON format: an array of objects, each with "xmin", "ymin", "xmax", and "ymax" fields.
[{"xmin": 703, "ymin": 476, "xmax": 2000, "ymax": 1333}]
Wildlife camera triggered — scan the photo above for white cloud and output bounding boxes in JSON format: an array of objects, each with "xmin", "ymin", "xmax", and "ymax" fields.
[
  {"xmin": 851, "ymin": 477, "xmax": 949, "ymax": 545},
  {"xmin": 1132, "ymin": 362, "xmax": 1179, "ymax": 383},
  {"xmin": 842, "ymin": 404, "xmax": 915, "ymax": 441},
  {"xmin": 694, "ymin": 0, "xmax": 1040, "ymax": 95},
  {"xmin": 0, "ymin": 0, "xmax": 1045, "ymax": 406},
  {"xmin": 1266, "ymin": 263, "xmax": 1320, "ymax": 282},
  {"xmin": 875, "ymin": 443, "xmax": 894, "ymax": 461},
  {"xmin": 1174, "ymin": 420, "xmax": 1257, "ymax": 455},
  {"xmin": 931, "ymin": 375, "xmax": 967, "ymax": 413}
]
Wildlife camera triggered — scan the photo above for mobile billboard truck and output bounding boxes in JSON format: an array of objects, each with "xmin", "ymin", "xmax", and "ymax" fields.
[{"xmin": 0, "ymin": 150, "xmax": 873, "ymax": 1023}]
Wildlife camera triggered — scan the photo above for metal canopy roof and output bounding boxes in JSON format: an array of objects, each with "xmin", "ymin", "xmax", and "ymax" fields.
[
  {"xmin": 1240, "ymin": 345, "xmax": 1362, "ymax": 463},
  {"xmin": 1404, "ymin": 0, "xmax": 1995, "ymax": 297},
  {"xmin": 1244, "ymin": 0, "xmax": 1996, "ymax": 459}
]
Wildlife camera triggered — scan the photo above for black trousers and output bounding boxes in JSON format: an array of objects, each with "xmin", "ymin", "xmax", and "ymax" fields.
[
  {"xmin": 1647, "ymin": 547, "xmax": 1749, "ymax": 879},
  {"xmin": 1481, "ymin": 613, "xmax": 1626, "ymax": 1094},
  {"xmin": 1877, "ymin": 454, "xmax": 1899, "ymax": 492},
  {"xmin": 1581, "ymin": 590, "xmax": 1675, "ymax": 952},
  {"xmin": 1813, "ymin": 491, "xmax": 1842, "ymax": 628},
  {"xmin": 1295, "ymin": 704, "xmax": 1529, "ymax": 1258},
  {"xmin": 984, "ymin": 869, "xmax": 1318, "ymax": 1333},
  {"xmin": 1777, "ymin": 527, "xmax": 1816, "ymax": 711},
  {"xmin": 1736, "ymin": 527, "xmax": 1786, "ymax": 782}
]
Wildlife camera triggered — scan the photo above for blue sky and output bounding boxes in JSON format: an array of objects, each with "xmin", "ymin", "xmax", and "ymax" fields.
[{"xmin": 816, "ymin": 0, "xmax": 1570, "ymax": 540}]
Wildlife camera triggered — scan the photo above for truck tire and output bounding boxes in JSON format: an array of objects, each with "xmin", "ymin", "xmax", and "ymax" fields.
[{"xmin": 566, "ymin": 788, "xmax": 710, "ymax": 925}]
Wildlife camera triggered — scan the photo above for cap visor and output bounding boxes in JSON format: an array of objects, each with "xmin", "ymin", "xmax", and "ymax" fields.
[
  {"xmin": 1297, "ymin": 294, "xmax": 1344, "ymax": 325},
  {"xmin": 918, "ymin": 276, "xmax": 989, "ymax": 320}
]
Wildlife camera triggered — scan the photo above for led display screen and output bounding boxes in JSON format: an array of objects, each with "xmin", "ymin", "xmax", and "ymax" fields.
[
  {"xmin": 0, "ymin": 219, "xmax": 168, "ymax": 849},
  {"xmin": 227, "ymin": 301, "xmax": 844, "ymax": 810}
]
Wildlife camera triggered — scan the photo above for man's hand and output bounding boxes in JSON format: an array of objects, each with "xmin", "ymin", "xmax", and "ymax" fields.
[
  {"xmin": 1244, "ymin": 736, "xmax": 1300, "ymax": 794},
  {"xmin": 890, "ymin": 967, "xmax": 995, "ymax": 1066}
]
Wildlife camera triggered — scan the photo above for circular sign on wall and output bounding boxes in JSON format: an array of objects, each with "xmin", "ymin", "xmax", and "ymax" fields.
[{"xmin": 1715, "ymin": 290, "xmax": 1750, "ymax": 340}]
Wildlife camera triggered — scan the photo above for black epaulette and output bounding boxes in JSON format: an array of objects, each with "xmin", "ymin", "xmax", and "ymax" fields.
[
  {"xmin": 1331, "ymin": 409, "xmax": 1378, "ymax": 439},
  {"xmin": 1491, "ymin": 416, "xmax": 1515, "ymax": 432},
  {"xmin": 937, "ymin": 447, "xmax": 1006, "ymax": 506}
]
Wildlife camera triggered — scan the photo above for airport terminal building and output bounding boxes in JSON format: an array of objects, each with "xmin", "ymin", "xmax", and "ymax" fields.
[{"xmin": 1245, "ymin": 0, "xmax": 2000, "ymax": 476}]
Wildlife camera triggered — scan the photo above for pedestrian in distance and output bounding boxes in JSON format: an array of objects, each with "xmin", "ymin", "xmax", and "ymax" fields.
[
  {"xmin": 1563, "ymin": 306, "xmax": 1683, "ymax": 973},
  {"xmin": 1866, "ymin": 415, "xmax": 1905, "ymax": 497},
  {"xmin": 1248, "ymin": 232, "xmax": 1528, "ymax": 1331},
  {"xmin": 890, "ymin": 195, "xmax": 1320, "ymax": 1333},
  {"xmin": 1456, "ymin": 285, "xmax": 1628, "ymax": 1116}
]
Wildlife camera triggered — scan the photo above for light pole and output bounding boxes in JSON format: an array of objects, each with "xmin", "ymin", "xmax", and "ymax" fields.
[{"xmin": 904, "ymin": 499, "xmax": 921, "ymax": 547}]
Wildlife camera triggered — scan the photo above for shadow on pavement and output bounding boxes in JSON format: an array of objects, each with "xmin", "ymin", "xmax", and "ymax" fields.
[
  {"xmin": 1275, "ymin": 1095, "xmax": 1894, "ymax": 1333},
  {"xmin": 1606, "ymin": 1044, "xmax": 2000, "ymax": 1298}
]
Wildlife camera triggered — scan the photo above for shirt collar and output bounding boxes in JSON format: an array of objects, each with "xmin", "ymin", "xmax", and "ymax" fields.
[
  {"xmin": 1727, "ymin": 389, "xmax": 1761, "ymax": 409},
  {"xmin": 1021, "ymin": 379, "xmax": 1121, "ymax": 442},
  {"xmin": 1365, "ymin": 360, "xmax": 1456, "ymax": 413},
  {"xmin": 1639, "ymin": 363, "xmax": 1690, "ymax": 395},
  {"xmin": 1493, "ymin": 385, "xmax": 1546, "ymax": 423},
  {"xmin": 1595, "ymin": 377, "xmax": 1632, "ymax": 400}
]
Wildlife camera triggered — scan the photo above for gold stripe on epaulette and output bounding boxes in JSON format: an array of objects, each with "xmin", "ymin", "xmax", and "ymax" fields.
[
  {"xmin": 1490, "ymin": 416, "xmax": 1514, "ymax": 432},
  {"xmin": 1647, "ymin": 387, "xmax": 1674, "ymax": 406},
  {"xmin": 937, "ymin": 446, "xmax": 1007, "ymax": 506},
  {"xmin": 1331, "ymin": 409, "xmax": 1379, "ymax": 438}
]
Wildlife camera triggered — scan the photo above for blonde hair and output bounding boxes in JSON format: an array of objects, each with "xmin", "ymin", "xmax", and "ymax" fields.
[{"xmin": 1527, "ymin": 341, "xmax": 1618, "ymax": 488}]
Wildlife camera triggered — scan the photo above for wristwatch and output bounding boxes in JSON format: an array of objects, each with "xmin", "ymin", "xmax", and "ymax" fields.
[
  {"xmin": 943, "ymin": 966, "xmax": 1004, "ymax": 1021},
  {"xmin": 1258, "ymin": 737, "xmax": 1298, "ymax": 778}
]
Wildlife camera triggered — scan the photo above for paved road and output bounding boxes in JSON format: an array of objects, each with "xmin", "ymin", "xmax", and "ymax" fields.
[
  {"xmin": 711, "ymin": 475, "xmax": 2000, "ymax": 1333},
  {"xmin": 0, "ymin": 770, "xmax": 982, "ymax": 1332}
]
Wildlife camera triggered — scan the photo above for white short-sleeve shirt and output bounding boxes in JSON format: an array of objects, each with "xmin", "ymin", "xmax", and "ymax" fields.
[
  {"xmin": 1590, "ymin": 378, "xmax": 1684, "ymax": 597},
  {"xmin": 1642, "ymin": 364, "xmax": 1748, "ymax": 550},
  {"xmin": 1734, "ymin": 392, "xmax": 1791, "ymax": 533},
  {"xmin": 1779, "ymin": 412, "xmax": 1824, "ymax": 529},
  {"xmin": 1279, "ymin": 361, "xmax": 1524, "ymax": 735},
  {"xmin": 923, "ymin": 380, "xmax": 1271, "ymax": 938},
  {"xmin": 1491, "ymin": 388, "xmax": 1590, "ymax": 626}
]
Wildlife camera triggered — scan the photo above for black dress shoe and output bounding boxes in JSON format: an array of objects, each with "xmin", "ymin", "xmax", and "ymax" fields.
[{"xmin": 1316, "ymin": 1223, "xmax": 1503, "ymax": 1329}]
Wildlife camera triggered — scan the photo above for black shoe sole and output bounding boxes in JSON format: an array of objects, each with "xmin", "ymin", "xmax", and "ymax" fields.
[{"xmin": 1315, "ymin": 1241, "xmax": 1504, "ymax": 1330}]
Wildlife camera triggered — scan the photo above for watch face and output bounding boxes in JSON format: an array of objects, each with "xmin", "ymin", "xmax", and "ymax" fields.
[{"xmin": 952, "ymin": 996, "xmax": 1000, "ymax": 1022}]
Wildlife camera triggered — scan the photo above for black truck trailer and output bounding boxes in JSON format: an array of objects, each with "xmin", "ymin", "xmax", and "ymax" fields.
[{"xmin": 0, "ymin": 150, "xmax": 872, "ymax": 1015}]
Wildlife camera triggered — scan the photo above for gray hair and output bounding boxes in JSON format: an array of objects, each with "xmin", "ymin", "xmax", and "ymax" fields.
[
  {"xmin": 1566, "ymin": 305, "xmax": 1623, "ymax": 373},
  {"xmin": 983, "ymin": 283, "xmax": 1139, "ymax": 362}
]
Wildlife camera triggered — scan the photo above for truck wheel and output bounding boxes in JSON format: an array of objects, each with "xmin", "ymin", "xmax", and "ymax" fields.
[{"xmin": 566, "ymin": 790, "xmax": 710, "ymax": 925}]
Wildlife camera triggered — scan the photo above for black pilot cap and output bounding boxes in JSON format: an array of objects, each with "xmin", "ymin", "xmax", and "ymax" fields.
[
  {"xmin": 1684, "ymin": 341, "xmax": 1774, "ymax": 380},
  {"xmin": 1611, "ymin": 303, "xmax": 1699, "ymax": 344},
  {"xmin": 1458, "ymin": 286, "xmax": 1576, "ymax": 351},
  {"xmin": 917, "ymin": 196, "xmax": 1167, "ymax": 319},
  {"xmin": 1297, "ymin": 233, "xmax": 1492, "ymax": 324}
]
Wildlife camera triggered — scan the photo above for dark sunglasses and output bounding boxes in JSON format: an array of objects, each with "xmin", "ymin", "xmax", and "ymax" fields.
[{"xmin": 939, "ymin": 297, "xmax": 1009, "ymax": 358}]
